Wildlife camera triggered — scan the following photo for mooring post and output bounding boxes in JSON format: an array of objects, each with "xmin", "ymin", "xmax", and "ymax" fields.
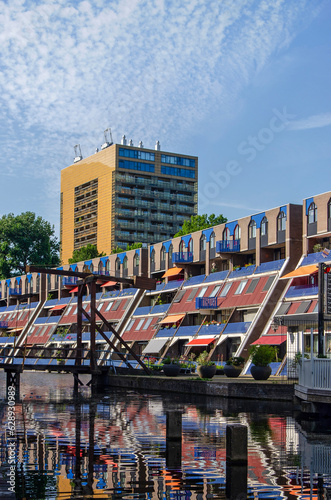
[
  {"xmin": 166, "ymin": 411, "xmax": 182, "ymax": 469},
  {"xmin": 226, "ymin": 424, "xmax": 248, "ymax": 500}
]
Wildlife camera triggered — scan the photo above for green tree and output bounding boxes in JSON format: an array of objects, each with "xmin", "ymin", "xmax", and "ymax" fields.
[
  {"xmin": 68, "ymin": 244, "xmax": 105, "ymax": 264},
  {"xmin": 0, "ymin": 212, "xmax": 60, "ymax": 278},
  {"xmin": 174, "ymin": 214, "xmax": 227, "ymax": 237}
]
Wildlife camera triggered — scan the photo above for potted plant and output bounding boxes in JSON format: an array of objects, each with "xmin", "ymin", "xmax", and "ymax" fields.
[
  {"xmin": 162, "ymin": 356, "xmax": 181, "ymax": 377},
  {"xmin": 249, "ymin": 345, "xmax": 277, "ymax": 380},
  {"xmin": 215, "ymin": 364, "xmax": 224, "ymax": 375},
  {"xmin": 196, "ymin": 351, "xmax": 216, "ymax": 379},
  {"xmin": 223, "ymin": 356, "xmax": 245, "ymax": 378}
]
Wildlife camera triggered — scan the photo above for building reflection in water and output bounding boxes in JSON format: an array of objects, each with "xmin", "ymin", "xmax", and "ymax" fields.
[{"xmin": 0, "ymin": 375, "xmax": 331, "ymax": 499}]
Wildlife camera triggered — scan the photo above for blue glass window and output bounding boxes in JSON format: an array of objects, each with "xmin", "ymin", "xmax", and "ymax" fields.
[
  {"xmin": 119, "ymin": 148, "xmax": 155, "ymax": 161},
  {"xmin": 118, "ymin": 160, "xmax": 154, "ymax": 173},
  {"xmin": 161, "ymin": 166, "xmax": 195, "ymax": 178},
  {"xmin": 161, "ymin": 154, "xmax": 195, "ymax": 167}
]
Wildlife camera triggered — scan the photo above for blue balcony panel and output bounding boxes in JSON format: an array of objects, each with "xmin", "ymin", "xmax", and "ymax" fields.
[
  {"xmin": 156, "ymin": 327, "xmax": 177, "ymax": 338},
  {"xmin": 198, "ymin": 324, "xmax": 224, "ymax": 336},
  {"xmin": 285, "ymin": 285, "xmax": 319, "ymax": 298},
  {"xmin": 223, "ymin": 322, "xmax": 251, "ymax": 334},
  {"xmin": 204, "ymin": 270, "xmax": 229, "ymax": 284},
  {"xmin": 229, "ymin": 266, "xmax": 256, "ymax": 279},
  {"xmin": 172, "ymin": 252, "xmax": 193, "ymax": 263},
  {"xmin": 254, "ymin": 259, "xmax": 285, "ymax": 274},
  {"xmin": 175, "ymin": 325, "xmax": 199, "ymax": 337},
  {"xmin": 163, "ymin": 280, "xmax": 184, "ymax": 291},
  {"xmin": 196, "ymin": 297, "xmax": 220, "ymax": 309},
  {"xmin": 9, "ymin": 288, "xmax": 22, "ymax": 296},
  {"xmin": 62, "ymin": 277, "xmax": 78, "ymax": 286},
  {"xmin": 151, "ymin": 303, "xmax": 171, "ymax": 315},
  {"xmin": 133, "ymin": 306, "xmax": 153, "ymax": 317},
  {"xmin": 183, "ymin": 275, "xmax": 206, "ymax": 287},
  {"xmin": 301, "ymin": 251, "xmax": 331, "ymax": 266},
  {"xmin": 216, "ymin": 240, "xmax": 240, "ymax": 253},
  {"xmin": 0, "ymin": 321, "xmax": 9, "ymax": 328}
]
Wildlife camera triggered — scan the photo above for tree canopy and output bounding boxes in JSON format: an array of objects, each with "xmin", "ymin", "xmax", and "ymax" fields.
[
  {"xmin": 111, "ymin": 242, "xmax": 143, "ymax": 254},
  {"xmin": 174, "ymin": 214, "xmax": 227, "ymax": 237},
  {"xmin": 0, "ymin": 212, "xmax": 60, "ymax": 278},
  {"xmin": 68, "ymin": 244, "xmax": 105, "ymax": 264}
]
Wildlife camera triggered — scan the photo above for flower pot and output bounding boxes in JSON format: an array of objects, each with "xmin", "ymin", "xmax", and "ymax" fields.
[
  {"xmin": 197, "ymin": 364, "xmax": 216, "ymax": 379},
  {"xmin": 163, "ymin": 363, "xmax": 181, "ymax": 377},
  {"xmin": 215, "ymin": 367, "xmax": 224, "ymax": 375},
  {"xmin": 223, "ymin": 365, "xmax": 242, "ymax": 378},
  {"xmin": 251, "ymin": 365, "xmax": 272, "ymax": 381}
]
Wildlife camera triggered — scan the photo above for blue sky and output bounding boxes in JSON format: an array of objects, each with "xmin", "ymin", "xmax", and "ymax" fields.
[{"xmin": 0, "ymin": 0, "xmax": 330, "ymax": 237}]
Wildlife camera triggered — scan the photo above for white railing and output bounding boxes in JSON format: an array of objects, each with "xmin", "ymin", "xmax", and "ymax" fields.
[{"xmin": 298, "ymin": 357, "xmax": 331, "ymax": 391}]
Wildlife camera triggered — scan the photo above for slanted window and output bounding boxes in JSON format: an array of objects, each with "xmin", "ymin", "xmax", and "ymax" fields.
[
  {"xmin": 234, "ymin": 280, "xmax": 248, "ymax": 295},
  {"xmin": 112, "ymin": 301, "xmax": 121, "ymax": 311},
  {"xmin": 234, "ymin": 224, "xmax": 240, "ymax": 240},
  {"xmin": 262, "ymin": 276, "xmax": 274, "ymax": 292},
  {"xmin": 196, "ymin": 286, "xmax": 208, "ymax": 298},
  {"xmin": 223, "ymin": 227, "xmax": 230, "ymax": 241},
  {"xmin": 245, "ymin": 278, "xmax": 260, "ymax": 294},
  {"xmin": 248, "ymin": 220, "xmax": 256, "ymax": 239},
  {"xmin": 97, "ymin": 303, "xmax": 103, "ymax": 311},
  {"xmin": 105, "ymin": 301, "xmax": 114, "ymax": 312},
  {"xmin": 186, "ymin": 289, "xmax": 198, "ymax": 302},
  {"xmin": 143, "ymin": 317, "xmax": 153, "ymax": 330},
  {"xmin": 136, "ymin": 318, "xmax": 145, "ymax": 330},
  {"xmin": 261, "ymin": 217, "xmax": 268, "ymax": 236},
  {"xmin": 209, "ymin": 285, "xmax": 221, "ymax": 297},
  {"xmin": 125, "ymin": 319, "xmax": 135, "ymax": 331},
  {"xmin": 277, "ymin": 211, "xmax": 286, "ymax": 231},
  {"xmin": 174, "ymin": 290, "xmax": 186, "ymax": 302},
  {"xmin": 308, "ymin": 202, "xmax": 317, "ymax": 224},
  {"xmin": 220, "ymin": 282, "xmax": 232, "ymax": 297}
]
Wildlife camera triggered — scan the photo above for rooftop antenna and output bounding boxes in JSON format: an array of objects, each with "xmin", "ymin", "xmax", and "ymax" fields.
[
  {"xmin": 73, "ymin": 144, "xmax": 83, "ymax": 163},
  {"xmin": 101, "ymin": 127, "xmax": 113, "ymax": 150}
]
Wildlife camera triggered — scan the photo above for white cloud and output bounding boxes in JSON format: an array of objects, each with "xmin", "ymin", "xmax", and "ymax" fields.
[
  {"xmin": 0, "ymin": 0, "xmax": 324, "ymax": 229},
  {"xmin": 288, "ymin": 112, "xmax": 331, "ymax": 131}
]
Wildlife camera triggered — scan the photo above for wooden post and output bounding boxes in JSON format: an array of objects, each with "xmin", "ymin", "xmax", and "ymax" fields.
[
  {"xmin": 166, "ymin": 411, "xmax": 182, "ymax": 469},
  {"xmin": 226, "ymin": 424, "xmax": 247, "ymax": 500}
]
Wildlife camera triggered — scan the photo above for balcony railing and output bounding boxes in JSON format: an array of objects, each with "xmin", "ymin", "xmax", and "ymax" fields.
[
  {"xmin": 216, "ymin": 240, "xmax": 240, "ymax": 253},
  {"xmin": 0, "ymin": 321, "xmax": 8, "ymax": 328},
  {"xmin": 62, "ymin": 277, "xmax": 78, "ymax": 286},
  {"xmin": 196, "ymin": 297, "xmax": 220, "ymax": 309},
  {"xmin": 298, "ymin": 358, "xmax": 331, "ymax": 392},
  {"xmin": 9, "ymin": 288, "xmax": 22, "ymax": 296},
  {"xmin": 172, "ymin": 252, "xmax": 193, "ymax": 263}
]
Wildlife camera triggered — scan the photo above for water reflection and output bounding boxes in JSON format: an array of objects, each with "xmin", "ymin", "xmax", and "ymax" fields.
[{"xmin": 0, "ymin": 372, "xmax": 330, "ymax": 499}]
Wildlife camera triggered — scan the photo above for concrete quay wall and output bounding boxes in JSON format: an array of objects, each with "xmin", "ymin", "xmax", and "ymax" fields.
[{"xmin": 105, "ymin": 375, "xmax": 295, "ymax": 402}]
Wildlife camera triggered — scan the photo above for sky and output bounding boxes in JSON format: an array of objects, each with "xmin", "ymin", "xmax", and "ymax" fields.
[{"xmin": 0, "ymin": 0, "xmax": 330, "ymax": 238}]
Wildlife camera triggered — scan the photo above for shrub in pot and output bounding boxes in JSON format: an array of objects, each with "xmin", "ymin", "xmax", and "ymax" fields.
[
  {"xmin": 196, "ymin": 351, "xmax": 216, "ymax": 379},
  {"xmin": 162, "ymin": 356, "xmax": 181, "ymax": 377},
  {"xmin": 249, "ymin": 345, "xmax": 277, "ymax": 380},
  {"xmin": 223, "ymin": 356, "xmax": 245, "ymax": 378}
]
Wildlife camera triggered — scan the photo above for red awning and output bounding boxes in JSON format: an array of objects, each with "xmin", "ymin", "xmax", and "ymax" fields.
[
  {"xmin": 69, "ymin": 287, "xmax": 78, "ymax": 293},
  {"xmin": 51, "ymin": 304, "xmax": 67, "ymax": 311},
  {"xmin": 252, "ymin": 335, "xmax": 287, "ymax": 345},
  {"xmin": 102, "ymin": 281, "xmax": 117, "ymax": 287},
  {"xmin": 186, "ymin": 338, "xmax": 215, "ymax": 346}
]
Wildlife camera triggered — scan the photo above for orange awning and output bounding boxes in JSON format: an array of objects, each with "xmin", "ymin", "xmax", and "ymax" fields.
[
  {"xmin": 160, "ymin": 314, "xmax": 185, "ymax": 324},
  {"xmin": 69, "ymin": 287, "xmax": 78, "ymax": 293},
  {"xmin": 162, "ymin": 267, "xmax": 183, "ymax": 278},
  {"xmin": 280, "ymin": 264, "xmax": 318, "ymax": 279},
  {"xmin": 186, "ymin": 338, "xmax": 215, "ymax": 346},
  {"xmin": 102, "ymin": 281, "xmax": 117, "ymax": 287},
  {"xmin": 252, "ymin": 335, "xmax": 287, "ymax": 345},
  {"xmin": 51, "ymin": 304, "xmax": 67, "ymax": 311}
]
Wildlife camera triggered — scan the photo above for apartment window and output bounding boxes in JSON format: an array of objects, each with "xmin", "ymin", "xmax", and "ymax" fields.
[
  {"xmin": 261, "ymin": 217, "xmax": 268, "ymax": 236},
  {"xmin": 123, "ymin": 257, "xmax": 128, "ymax": 270},
  {"xmin": 115, "ymin": 259, "xmax": 120, "ymax": 271},
  {"xmin": 160, "ymin": 246, "xmax": 166, "ymax": 261},
  {"xmin": 308, "ymin": 202, "xmax": 317, "ymax": 224},
  {"xmin": 223, "ymin": 227, "xmax": 230, "ymax": 241},
  {"xmin": 262, "ymin": 276, "xmax": 274, "ymax": 292},
  {"xmin": 143, "ymin": 317, "xmax": 153, "ymax": 330},
  {"xmin": 97, "ymin": 303, "xmax": 103, "ymax": 311},
  {"xmin": 186, "ymin": 289, "xmax": 198, "ymax": 302},
  {"xmin": 234, "ymin": 224, "xmax": 240, "ymax": 240},
  {"xmin": 234, "ymin": 280, "xmax": 248, "ymax": 295},
  {"xmin": 134, "ymin": 253, "xmax": 139, "ymax": 267},
  {"xmin": 105, "ymin": 301, "xmax": 114, "ymax": 312},
  {"xmin": 277, "ymin": 211, "xmax": 286, "ymax": 231},
  {"xmin": 118, "ymin": 159, "xmax": 154, "ymax": 173},
  {"xmin": 161, "ymin": 154, "xmax": 195, "ymax": 167},
  {"xmin": 174, "ymin": 290, "xmax": 186, "ymax": 302},
  {"xmin": 220, "ymin": 282, "xmax": 231, "ymax": 297},
  {"xmin": 151, "ymin": 249, "xmax": 155, "ymax": 264},
  {"xmin": 210, "ymin": 232, "xmax": 215, "ymax": 249},
  {"xmin": 200, "ymin": 234, "xmax": 206, "ymax": 251},
  {"xmin": 245, "ymin": 278, "xmax": 260, "ymax": 294},
  {"xmin": 179, "ymin": 240, "xmax": 185, "ymax": 253},
  {"xmin": 65, "ymin": 305, "xmax": 73, "ymax": 316},
  {"xmin": 248, "ymin": 220, "xmax": 256, "ymax": 239},
  {"xmin": 125, "ymin": 319, "xmax": 135, "ymax": 331},
  {"xmin": 112, "ymin": 301, "xmax": 121, "ymax": 311},
  {"xmin": 209, "ymin": 285, "xmax": 221, "ymax": 297},
  {"xmin": 168, "ymin": 245, "xmax": 173, "ymax": 261},
  {"xmin": 136, "ymin": 318, "xmax": 145, "ymax": 330},
  {"xmin": 196, "ymin": 286, "xmax": 208, "ymax": 298},
  {"xmin": 188, "ymin": 238, "xmax": 193, "ymax": 253}
]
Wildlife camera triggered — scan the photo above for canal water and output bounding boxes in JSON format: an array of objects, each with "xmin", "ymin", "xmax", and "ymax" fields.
[{"xmin": 0, "ymin": 372, "xmax": 331, "ymax": 499}]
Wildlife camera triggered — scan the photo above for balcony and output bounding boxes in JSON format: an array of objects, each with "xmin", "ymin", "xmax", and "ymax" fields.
[
  {"xmin": 216, "ymin": 240, "xmax": 240, "ymax": 253},
  {"xmin": 0, "ymin": 321, "xmax": 8, "ymax": 328},
  {"xmin": 285, "ymin": 284, "xmax": 319, "ymax": 298},
  {"xmin": 196, "ymin": 297, "xmax": 220, "ymax": 309},
  {"xmin": 172, "ymin": 252, "xmax": 193, "ymax": 263},
  {"xmin": 9, "ymin": 288, "xmax": 22, "ymax": 296}
]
